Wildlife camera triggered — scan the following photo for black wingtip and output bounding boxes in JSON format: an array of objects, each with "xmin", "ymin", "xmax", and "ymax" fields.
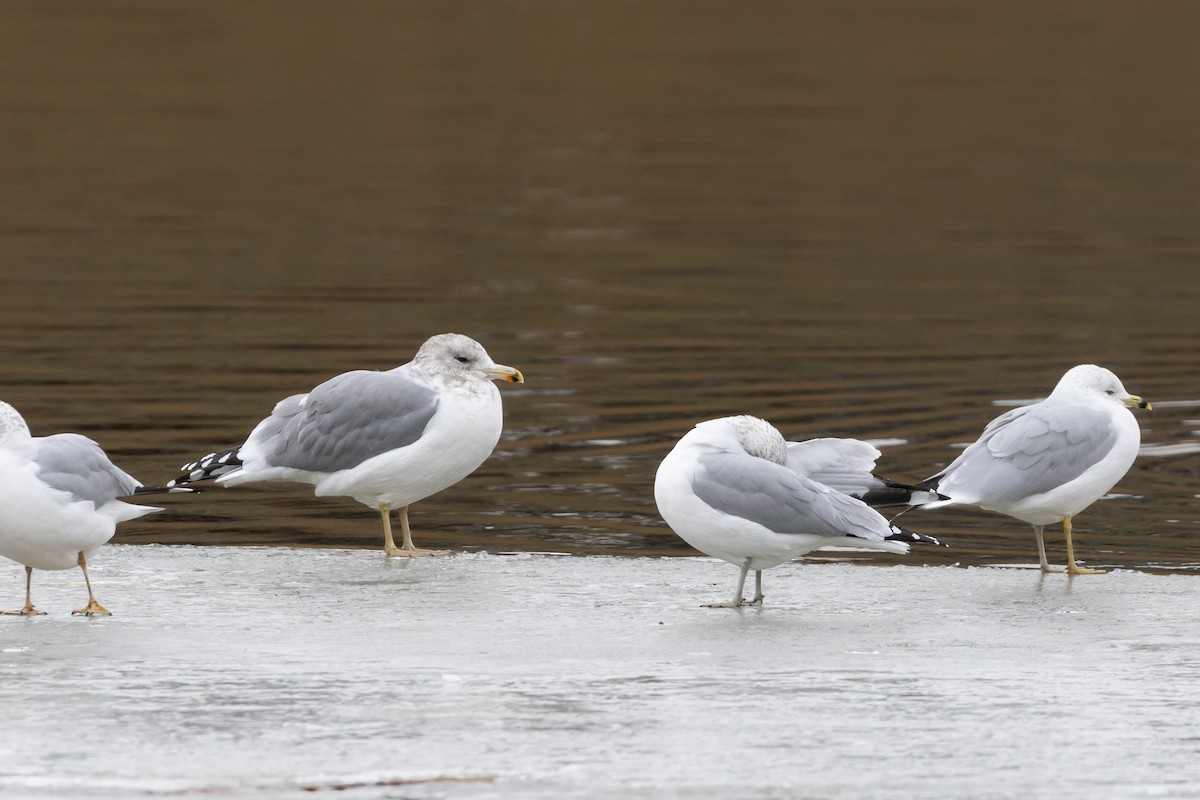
[
  {"xmin": 859, "ymin": 478, "xmax": 950, "ymax": 509},
  {"xmin": 132, "ymin": 484, "xmax": 200, "ymax": 495},
  {"xmin": 915, "ymin": 475, "xmax": 942, "ymax": 493},
  {"xmin": 163, "ymin": 447, "xmax": 244, "ymax": 490},
  {"xmin": 885, "ymin": 524, "xmax": 947, "ymax": 548}
]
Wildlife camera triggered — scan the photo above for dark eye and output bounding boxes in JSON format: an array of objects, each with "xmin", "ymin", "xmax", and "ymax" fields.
[
  {"xmin": 455, "ymin": 355, "xmax": 470, "ymax": 364},
  {"xmin": 1105, "ymin": 390, "xmax": 1114, "ymax": 395}
]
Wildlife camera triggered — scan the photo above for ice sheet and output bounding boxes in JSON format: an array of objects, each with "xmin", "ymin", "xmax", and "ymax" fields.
[{"xmin": 2, "ymin": 546, "xmax": 1198, "ymax": 799}]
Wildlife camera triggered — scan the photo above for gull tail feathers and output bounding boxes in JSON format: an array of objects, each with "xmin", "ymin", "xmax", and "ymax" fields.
[{"xmin": 164, "ymin": 447, "xmax": 244, "ymax": 490}]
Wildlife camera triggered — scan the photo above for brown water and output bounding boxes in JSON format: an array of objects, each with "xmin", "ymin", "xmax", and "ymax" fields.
[{"xmin": 1, "ymin": 2, "xmax": 1198, "ymax": 570}]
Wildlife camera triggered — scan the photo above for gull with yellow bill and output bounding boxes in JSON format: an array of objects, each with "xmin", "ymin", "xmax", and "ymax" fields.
[{"xmin": 169, "ymin": 333, "xmax": 524, "ymax": 557}]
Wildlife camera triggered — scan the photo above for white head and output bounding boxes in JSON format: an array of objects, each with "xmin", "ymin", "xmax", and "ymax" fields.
[
  {"xmin": 0, "ymin": 401, "xmax": 32, "ymax": 447},
  {"xmin": 692, "ymin": 415, "xmax": 788, "ymax": 465},
  {"xmin": 412, "ymin": 333, "xmax": 524, "ymax": 385},
  {"xmin": 1050, "ymin": 364, "xmax": 1150, "ymax": 410}
]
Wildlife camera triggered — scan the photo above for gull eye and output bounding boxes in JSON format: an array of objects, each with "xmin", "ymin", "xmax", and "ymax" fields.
[
  {"xmin": 1105, "ymin": 389, "xmax": 1114, "ymax": 395},
  {"xmin": 455, "ymin": 355, "xmax": 470, "ymax": 364}
]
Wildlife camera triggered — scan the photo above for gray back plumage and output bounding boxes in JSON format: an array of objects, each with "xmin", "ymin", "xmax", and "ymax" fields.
[
  {"xmin": 259, "ymin": 369, "xmax": 439, "ymax": 473},
  {"xmin": 933, "ymin": 402, "xmax": 1119, "ymax": 504},
  {"xmin": 34, "ymin": 433, "xmax": 141, "ymax": 507}
]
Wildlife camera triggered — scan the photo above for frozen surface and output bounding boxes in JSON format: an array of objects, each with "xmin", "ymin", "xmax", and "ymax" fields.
[{"xmin": 2, "ymin": 545, "xmax": 1200, "ymax": 799}]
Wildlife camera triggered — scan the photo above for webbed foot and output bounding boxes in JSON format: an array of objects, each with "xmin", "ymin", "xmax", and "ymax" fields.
[{"xmin": 72, "ymin": 600, "xmax": 111, "ymax": 617}]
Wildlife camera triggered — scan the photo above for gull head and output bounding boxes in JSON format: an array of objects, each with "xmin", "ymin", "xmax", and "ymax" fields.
[
  {"xmin": 414, "ymin": 333, "xmax": 524, "ymax": 385},
  {"xmin": 693, "ymin": 415, "xmax": 788, "ymax": 465},
  {"xmin": 1052, "ymin": 364, "xmax": 1150, "ymax": 410},
  {"xmin": 0, "ymin": 401, "xmax": 32, "ymax": 447}
]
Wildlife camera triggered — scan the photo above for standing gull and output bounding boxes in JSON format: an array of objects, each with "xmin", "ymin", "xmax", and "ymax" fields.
[
  {"xmin": 168, "ymin": 333, "xmax": 524, "ymax": 557},
  {"xmin": 655, "ymin": 415, "xmax": 942, "ymax": 607},
  {"xmin": 0, "ymin": 401, "xmax": 160, "ymax": 616},
  {"xmin": 918, "ymin": 364, "xmax": 1150, "ymax": 574}
]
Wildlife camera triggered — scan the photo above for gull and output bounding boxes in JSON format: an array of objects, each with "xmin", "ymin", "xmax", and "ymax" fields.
[
  {"xmin": 918, "ymin": 364, "xmax": 1150, "ymax": 575},
  {"xmin": 0, "ymin": 401, "xmax": 160, "ymax": 616},
  {"xmin": 168, "ymin": 333, "xmax": 524, "ymax": 557},
  {"xmin": 655, "ymin": 415, "xmax": 942, "ymax": 607}
]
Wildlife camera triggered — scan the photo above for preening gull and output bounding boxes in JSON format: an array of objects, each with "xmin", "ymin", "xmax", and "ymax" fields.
[
  {"xmin": 0, "ymin": 401, "xmax": 160, "ymax": 616},
  {"xmin": 918, "ymin": 364, "xmax": 1150, "ymax": 574},
  {"xmin": 168, "ymin": 333, "xmax": 524, "ymax": 557},
  {"xmin": 655, "ymin": 415, "xmax": 942, "ymax": 607}
]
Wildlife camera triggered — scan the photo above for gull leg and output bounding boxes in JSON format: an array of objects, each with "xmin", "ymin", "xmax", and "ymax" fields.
[
  {"xmin": 398, "ymin": 506, "xmax": 450, "ymax": 556},
  {"xmin": 705, "ymin": 560, "xmax": 749, "ymax": 608},
  {"xmin": 71, "ymin": 553, "xmax": 111, "ymax": 617},
  {"xmin": 380, "ymin": 503, "xmax": 401, "ymax": 555},
  {"xmin": 1063, "ymin": 516, "xmax": 1106, "ymax": 575},
  {"xmin": 1032, "ymin": 525, "xmax": 1063, "ymax": 573},
  {"xmin": 2, "ymin": 566, "xmax": 47, "ymax": 616},
  {"xmin": 383, "ymin": 505, "xmax": 450, "ymax": 558},
  {"xmin": 748, "ymin": 570, "xmax": 765, "ymax": 606}
]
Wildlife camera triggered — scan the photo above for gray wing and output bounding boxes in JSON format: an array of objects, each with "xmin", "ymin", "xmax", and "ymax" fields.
[
  {"xmin": 32, "ymin": 433, "xmax": 141, "ymax": 507},
  {"xmin": 934, "ymin": 402, "xmax": 1119, "ymax": 504},
  {"xmin": 692, "ymin": 450, "xmax": 893, "ymax": 542},
  {"xmin": 253, "ymin": 369, "xmax": 439, "ymax": 473},
  {"xmin": 786, "ymin": 438, "xmax": 882, "ymax": 496},
  {"xmin": 787, "ymin": 438, "xmax": 942, "ymax": 507}
]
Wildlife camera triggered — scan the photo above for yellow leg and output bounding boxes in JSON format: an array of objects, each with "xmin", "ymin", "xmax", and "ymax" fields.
[
  {"xmin": 2, "ymin": 566, "xmax": 47, "ymax": 616},
  {"xmin": 71, "ymin": 552, "xmax": 111, "ymax": 617},
  {"xmin": 381, "ymin": 503, "xmax": 400, "ymax": 555},
  {"xmin": 1063, "ymin": 516, "xmax": 1106, "ymax": 575},
  {"xmin": 381, "ymin": 504, "xmax": 449, "ymax": 557}
]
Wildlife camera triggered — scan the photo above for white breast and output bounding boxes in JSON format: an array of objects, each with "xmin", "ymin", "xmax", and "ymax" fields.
[
  {"xmin": 315, "ymin": 383, "xmax": 504, "ymax": 509},
  {"xmin": 0, "ymin": 452, "xmax": 119, "ymax": 570}
]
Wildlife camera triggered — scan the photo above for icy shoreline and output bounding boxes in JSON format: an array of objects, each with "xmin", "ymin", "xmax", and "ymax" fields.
[{"xmin": 2, "ymin": 545, "xmax": 1198, "ymax": 799}]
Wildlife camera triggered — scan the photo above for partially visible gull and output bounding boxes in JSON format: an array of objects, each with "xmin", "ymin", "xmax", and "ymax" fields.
[
  {"xmin": 168, "ymin": 333, "xmax": 524, "ymax": 557},
  {"xmin": 0, "ymin": 401, "xmax": 160, "ymax": 616},
  {"xmin": 655, "ymin": 415, "xmax": 942, "ymax": 608},
  {"xmin": 918, "ymin": 364, "xmax": 1150, "ymax": 575}
]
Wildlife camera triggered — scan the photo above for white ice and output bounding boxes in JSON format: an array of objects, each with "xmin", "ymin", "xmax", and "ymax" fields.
[{"xmin": 2, "ymin": 546, "xmax": 1199, "ymax": 800}]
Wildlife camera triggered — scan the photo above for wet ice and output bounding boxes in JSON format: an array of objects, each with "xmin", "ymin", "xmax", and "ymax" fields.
[{"xmin": 1, "ymin": 546, "xmax": 1199, "ymax": 799}]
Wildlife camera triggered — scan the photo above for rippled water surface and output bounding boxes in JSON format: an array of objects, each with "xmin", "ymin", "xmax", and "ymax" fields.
[
  {"xmin": 1, "ymin": 3, "xmax": 1199, "ymax": 573},
  {"xmin": 4, "ymin": 4, "xmax": 1200, "ymax": 800}
]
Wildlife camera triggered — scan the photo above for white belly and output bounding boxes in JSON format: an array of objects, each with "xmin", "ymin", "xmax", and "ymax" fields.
[
  {"xmin": 0, "ymin": 457, "xmax": 119, "ymax": 570},
  {"xmin": 315, "ymin": 390, "xmax": 504, "ymax": 509},
  {"xmin": 654, "ymin": 451, "xmax": 811, "ymax": 570},
  {"xmin": 984, "ymin": 413, "xmax": 1141, "ymax": 526}
]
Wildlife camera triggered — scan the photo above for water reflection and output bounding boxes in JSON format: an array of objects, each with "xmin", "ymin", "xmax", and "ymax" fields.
[{"xmin": 0, "ymin": 2, "xmax": 1197, "ymax": 571}]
